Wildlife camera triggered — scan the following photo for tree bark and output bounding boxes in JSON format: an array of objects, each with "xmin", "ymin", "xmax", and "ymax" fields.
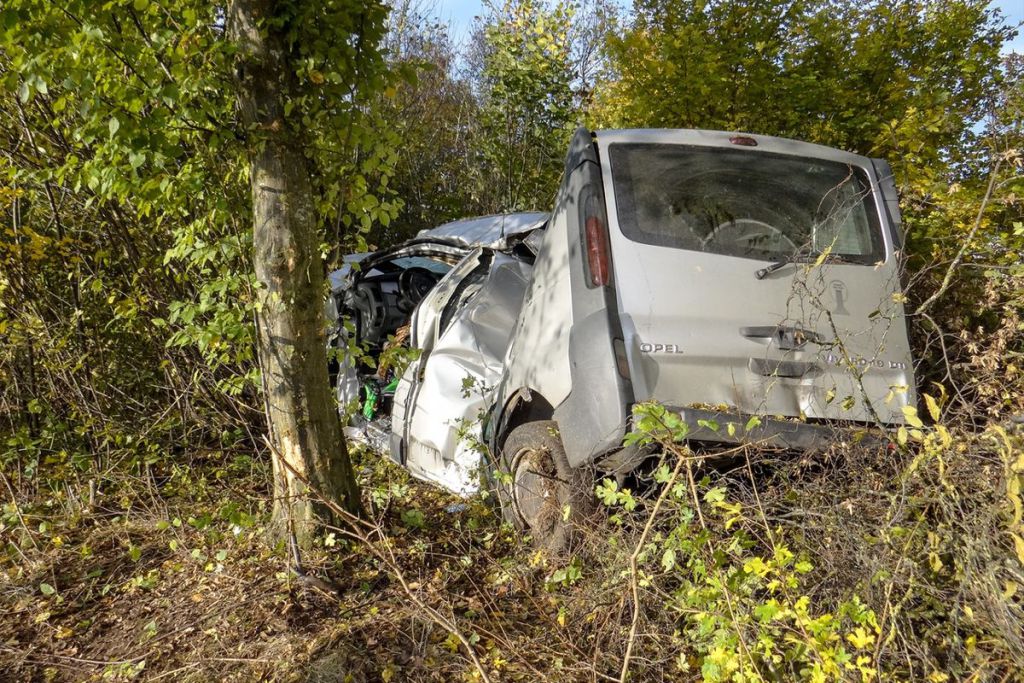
[{"xmin": 228, "ymin": 0, "xmax": 362, "ymax": 545}]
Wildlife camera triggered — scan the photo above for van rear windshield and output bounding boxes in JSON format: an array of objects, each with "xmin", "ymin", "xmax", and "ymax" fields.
[{"xmin": 608, "ymin": 143, "xmax": 884, "ymax": 264}]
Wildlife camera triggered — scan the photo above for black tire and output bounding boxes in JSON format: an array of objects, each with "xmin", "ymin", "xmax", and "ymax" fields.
[{"xmin": 497, "ymin": 421, "xmax": 594, "ymax": 553}]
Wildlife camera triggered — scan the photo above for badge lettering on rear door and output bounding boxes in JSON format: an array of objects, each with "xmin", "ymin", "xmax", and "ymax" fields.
[{"xmin": 640, "ymin": 342, "xmax": 683, "ymax": 354}]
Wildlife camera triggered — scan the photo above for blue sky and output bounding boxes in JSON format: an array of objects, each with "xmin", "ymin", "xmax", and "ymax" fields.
[
  {"xmin": 999, "ymin": 0, "xmax": 1024, "ymax": 53},
  {"xmin": 434, "ymin": 0, "xmax": 1024, "ymax": 53}
]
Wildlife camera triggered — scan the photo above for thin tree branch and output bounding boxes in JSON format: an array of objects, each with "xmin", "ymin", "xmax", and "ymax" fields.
[{"xmin": 915, "ymin": 158, "xmax": 1002, "ymax": 316}]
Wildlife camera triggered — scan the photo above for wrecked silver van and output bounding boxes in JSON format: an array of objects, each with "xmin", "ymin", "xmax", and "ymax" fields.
[{"xmin": 331, "ymin": 128, "xmax": 917, "ymax": 546}]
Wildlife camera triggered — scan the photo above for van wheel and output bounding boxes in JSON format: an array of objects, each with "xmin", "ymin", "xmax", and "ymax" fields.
[{"xmin": 499, "ymin": 421, "xmax": 594, "ymax": 553}]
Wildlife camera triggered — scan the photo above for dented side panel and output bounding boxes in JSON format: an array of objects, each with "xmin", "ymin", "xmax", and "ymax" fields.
[{"xmin": 393, "ymin": 253, "xmax": 533, "ymax": 494}]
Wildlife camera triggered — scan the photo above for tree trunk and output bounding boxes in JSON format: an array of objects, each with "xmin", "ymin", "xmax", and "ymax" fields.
[{"xmin": 228, "ymin": 0, "xmax": 362, "ymax": 545}]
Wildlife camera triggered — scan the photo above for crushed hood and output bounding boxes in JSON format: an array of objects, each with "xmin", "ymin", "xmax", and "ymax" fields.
[{"xmin": 416, "ymin": 212, "xmax": 548, "ymax": 249}]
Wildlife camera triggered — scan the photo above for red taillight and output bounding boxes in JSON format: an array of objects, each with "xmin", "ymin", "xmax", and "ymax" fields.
[{"xmin": 585, "ymin": 215, "xmax": 610, "ymax": 286}]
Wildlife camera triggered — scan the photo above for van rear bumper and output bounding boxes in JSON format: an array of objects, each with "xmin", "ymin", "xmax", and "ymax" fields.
[{"xmin": 673, "ymin": 407, "xmax": 886, "ymax": 451}]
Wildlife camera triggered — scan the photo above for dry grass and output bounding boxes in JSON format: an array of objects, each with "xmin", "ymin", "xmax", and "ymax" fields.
[{"xmin": 3, "ymin": 422, "xmax": 1023, "ymax": 682}]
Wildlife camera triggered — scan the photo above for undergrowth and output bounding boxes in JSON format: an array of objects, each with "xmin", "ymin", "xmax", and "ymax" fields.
[
  {"xmin": 3, "ymin": 403, "xmax": 1023, "ymax": 681},
  {"xmin": 579, "ymin": 404, "xmax": 1024, "ymax": 681}
]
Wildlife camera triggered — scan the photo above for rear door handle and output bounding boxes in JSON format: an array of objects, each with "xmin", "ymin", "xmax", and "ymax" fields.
[{"xmin": 740, "ymin": 325, "xmax": 822, "ymax": 350}]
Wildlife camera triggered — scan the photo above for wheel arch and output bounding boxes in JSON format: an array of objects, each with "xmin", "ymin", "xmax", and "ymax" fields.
[{"xmin": 491, "ymin": 387, "xmax": 556, "ymax": 453}]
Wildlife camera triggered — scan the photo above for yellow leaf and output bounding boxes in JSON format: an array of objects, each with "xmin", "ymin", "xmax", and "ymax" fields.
[
  {"xmin": 902, "ymin": 405, "xmax": 924, "ymax": 428},
  {"xmin": 923, "ymin": 393, "xmax": 941, "ymax": 422},
  {"xmin": 846, "ymin": 626, "xmax": 875, "ymax": 649},
  {"xmin": 1012, "ymin": 533, "xmax": 1024, "ymax": 565}
]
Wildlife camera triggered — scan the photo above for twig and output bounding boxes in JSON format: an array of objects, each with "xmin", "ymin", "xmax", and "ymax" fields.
[
  {"xmin": 272, "ymin": 455, "xmax": 494, "ymax": 683},
  {"xmin": 0, "ymin": 468, "xmax": 39, "ymax": 551},
  {"xmin": 0, "ymin": 647, "xmax": 144, "ymax": 667},
  {"xmin": 915, "ymin": 158, "xmax": 1002, "ymax": 316},
  {"xmin": 618, "ymin": 445, "xmax": 688, "ymax": 682},
  {"xmin": 685, "ymin": 454, "xmax": 757, "ymax": 673},
  {"xmin": 916, "ymin": 312, "xmax": 972, "ymax": 412}
]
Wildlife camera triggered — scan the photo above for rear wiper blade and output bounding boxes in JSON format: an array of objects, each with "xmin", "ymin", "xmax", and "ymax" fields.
[
  {"xmin": 755, "ymin": 250, "xmax": 815, "ymax": 280},
  {"xmin": 755, "ymin": 249, "xmax": 852, "ymax": 280}
]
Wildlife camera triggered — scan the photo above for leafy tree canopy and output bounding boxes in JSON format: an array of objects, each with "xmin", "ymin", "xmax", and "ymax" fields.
[{"xmin": 593, "ymin": 0, "xmax": 1013, "ymax": 186}]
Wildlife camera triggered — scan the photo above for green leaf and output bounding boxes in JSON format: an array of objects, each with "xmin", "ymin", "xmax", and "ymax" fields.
[
  {"xmin": 661, "ymin": 548, "xmax": 676, "ymax": 571},
  {"xmin": 40, "ymin": 583, "xmax": 55, "ymax": 596},
  {"xmin": 401, "ymin": 509, "xmax": 425, "ymax": 529},
  {"xmin": 704, "ymin": 487, "xmax": 726, "ymax": 504},
  {"xmin": 697, "ymin": 418, "xmax": 719, "ymax": 432},
  {"xmin": 108, "ymin": 117, "xmax": 120, "ymax": 138},
  {"xmin": 753, "ymin": 599, "xmax": 781, "ymax": 623}
]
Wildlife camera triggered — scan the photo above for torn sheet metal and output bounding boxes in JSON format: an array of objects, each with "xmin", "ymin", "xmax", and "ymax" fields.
[
  {"xmin": 415, "ymin": 212, "xmax": 548, "ymax": 250},
  {"xmin": 392, "ymin": 253, "xmax": 533, "ymax": 494}
]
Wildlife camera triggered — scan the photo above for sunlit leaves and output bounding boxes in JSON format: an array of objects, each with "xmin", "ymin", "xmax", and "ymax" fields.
[
  {"xmin": 475, "ymin": 0, "xmax": 577, "ymax": 211},
  {"xmin": 0, "ymin": 0, "xmax": 399, "ymax": 480},
  {"xmin": 592, "ymin": 0, "xmax": 1009, "ymax": 177}
]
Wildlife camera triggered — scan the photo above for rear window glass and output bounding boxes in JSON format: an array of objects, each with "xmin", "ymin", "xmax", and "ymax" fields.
[{"xmin": 608, "ymin": 143, "xmax": 884, "ymax": 264}]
